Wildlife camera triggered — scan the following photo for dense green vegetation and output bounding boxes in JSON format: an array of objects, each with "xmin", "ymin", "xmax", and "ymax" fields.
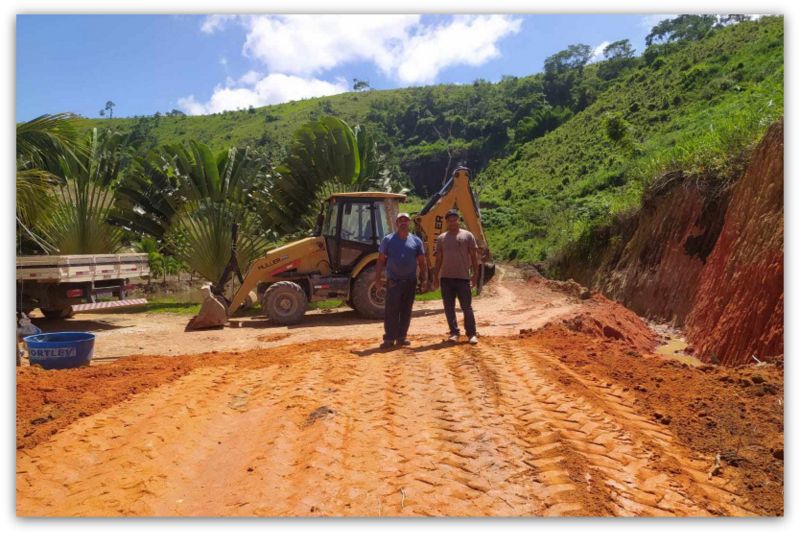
[
  {"xmin": 29, "ymin": 15, "xmax": 783, "ymax": 270},
  {"xmin": 479, "ymin": 16, "xmax": 783, "ymax": 262}
]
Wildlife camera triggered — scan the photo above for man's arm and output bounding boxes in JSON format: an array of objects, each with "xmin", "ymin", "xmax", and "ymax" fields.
[
  {"xmin": 469, "ymin": 235, "xmax": 480, "ymax": 288},
  {"xmin": 469, "ymin": 248, "xmax": 480, "ymax": 288},
  {"xmin": 432, "ymin": 237, "xmax": 443, "ymax": 290},
  {"xmin": 374, "ymin": 252, "xmax": 388, "ymax": 291},
  {"xmin": 417, "ymin": 252, "xmax": 429, "ymax": 291}
]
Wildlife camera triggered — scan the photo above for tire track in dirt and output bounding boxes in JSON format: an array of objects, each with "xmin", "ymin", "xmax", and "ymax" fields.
[
  {"xmin": 480, "ymin": 340, "xmax": 756, "ymax": 516},
  {"xmin": 503, "ymin": 341, "xmax": 755, "ymax": 516},
  {"xmin": 17, "ymin": 336, "xmax": 759, "ymax": 517}
]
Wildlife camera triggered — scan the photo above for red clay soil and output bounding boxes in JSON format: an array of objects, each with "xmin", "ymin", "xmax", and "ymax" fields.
[
  {"xmin": 524, "ymin": 323, "xmax": 783, "ymax": 515},
  {"xmin": 16, "ymin": 342, "xmax": 308, "ymax": 452},
  {"xmin": 600, "ymin": 181, "xmax": 715, "ymax": 324},
  {"xmin": 686, "ymin": 119, "xmax": 784, "ymax": 365},
  {"xmin": 17, "ymin": 294, "xmax": 783, "ymax": 517},
  {"xmin": 538, "ymin": 293, "xmax": 660, "ymax": 354}
]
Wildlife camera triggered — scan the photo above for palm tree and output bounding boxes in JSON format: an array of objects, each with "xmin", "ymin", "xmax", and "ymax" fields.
[
  {"xmin": 266, "ymin": 116, "xmax": 385, "ymax": 234},
  {"xmin": 116, "ymin": 140, "xmax": 271, "ymax": 283},
  {"xmin": 34, "ymin": 128, "xmax": 129, "ymax": 254},
  {"xmin": 16, "ymin": 113, "xmax": 84, "ymax": 250},
  {"xmin": 164, "ymin": 142, "xmax": 270, "ymax": 283},
  {"xmin": 113, "ymin": 149, "xmax": 184, "ymax": 240},
  {"xmin": 105, "ymin": 101, "xmax": 115, "ymax": 119}
]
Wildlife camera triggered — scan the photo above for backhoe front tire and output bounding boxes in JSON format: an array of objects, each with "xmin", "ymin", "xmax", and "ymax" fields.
[
  {"xmin": 352, "ymin": 266, "xmax": 385, "ymax": 319},
  {"xmin": 261, "ymin": 281, "xmax": 307, "ymax": 325}
]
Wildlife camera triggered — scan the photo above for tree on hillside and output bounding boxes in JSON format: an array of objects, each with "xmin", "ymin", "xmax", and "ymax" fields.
[
  {"xmin": 104, "ymin": 100, "xmax": 116, "ymax": 119},
  {"xmin": 543, "ymin": 44, "xmax": 592, "ymax": 108},
  {"xmin": 645, "ymin": 15, "xmax": 718, "ymax": 46},
  {"xmin": 353, "ymin": 78, "xmax": 371, "ymax": 91},
  {"xmin": 598, "ymin": 39, "xmax": 637, "ymax": 81},
  {"xmin": 718, "ymin": 14, "xmax": 751, "ymax": 25}
]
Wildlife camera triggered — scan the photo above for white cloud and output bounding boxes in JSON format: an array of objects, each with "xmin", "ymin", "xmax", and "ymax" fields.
[
  {"xmin": 178, "ymin": 73, "xmax": 348, "ymax": 115},
  {"xmin": 242, "ymin": 15, "xmax": 420, "ymax": 77},
  {"xmin": 201, "ymin": 15, "xmax": 239, "ymax": 34},
  {"xmin": 201, "ymin": 14, "xmax": 521, "ymax": 84},
  {"xmin": 183, "ymin": 14, "xmax": 522, "ymax": 116},
  {"xmin": 589, "ymin": 40, "xmax": 611, "ymax": 63},
  {"xmin": 236, "ymin": 70, "xmax": 262, "ymax": 86},
  {"xmin": 392, "ymin": 15, "xmax": 523, "ymax": 84}
]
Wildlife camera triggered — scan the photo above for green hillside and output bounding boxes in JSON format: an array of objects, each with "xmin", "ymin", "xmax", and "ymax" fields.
[
  {"xmin": 79, "ymin": 16, "xmax": 783, "ymax": 265},
  {"xmin": 479, "ymin": 16, "xmax": 783, "ymax": 262}
]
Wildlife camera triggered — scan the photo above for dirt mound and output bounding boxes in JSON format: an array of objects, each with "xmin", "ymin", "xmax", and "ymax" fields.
[
  {"xmin": 527, "ymin": 294, "xmax": 659, "ymax": 355},
  {"xmin": 686, "ymin": 119, "xmax": 784, "ymax": 365}
]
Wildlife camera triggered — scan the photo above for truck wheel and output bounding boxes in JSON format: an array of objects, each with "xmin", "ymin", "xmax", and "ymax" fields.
[
  {"xmin": 41, "ymin": 306, "xmax": 74, "ymax": 320},
  {"xmin": 352, "ymin": 266, "xmax": 385, "ymax": 319},
  {"xmin": 261, "ymin": 281, "xmax": 307, "ymax": 325}
]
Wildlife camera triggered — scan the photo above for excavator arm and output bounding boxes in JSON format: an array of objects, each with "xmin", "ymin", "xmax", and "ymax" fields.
[{"xmin": 414, "ymin": 167, "xmax": 496, "ymax": 292}]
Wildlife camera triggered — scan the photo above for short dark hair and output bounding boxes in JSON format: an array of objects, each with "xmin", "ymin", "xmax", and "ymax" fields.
[{"xmin": 445, "ymin": 209, "xmax": 460, "ymax": 219}]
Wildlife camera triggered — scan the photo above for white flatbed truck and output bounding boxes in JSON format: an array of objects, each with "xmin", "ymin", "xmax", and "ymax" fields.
[{"xmin": 16, "ymin": 253, "xmax": 150, "ymax": 319}]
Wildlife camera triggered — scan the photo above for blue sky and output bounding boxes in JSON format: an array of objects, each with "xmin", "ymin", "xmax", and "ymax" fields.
[{"xmin": 16, "ymin": 14, "xmax": 669, "ymax": 121}]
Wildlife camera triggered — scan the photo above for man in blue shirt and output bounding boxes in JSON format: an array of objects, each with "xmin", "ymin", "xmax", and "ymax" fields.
[{"xmin": 374, "ymin": 212, "xmax": 429, "ymax": 349}]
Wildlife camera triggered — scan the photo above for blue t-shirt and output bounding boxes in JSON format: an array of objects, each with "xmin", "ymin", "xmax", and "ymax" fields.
[{"xmin": 379, "ymin": 232, "xmax": 425, "ymax": 281}]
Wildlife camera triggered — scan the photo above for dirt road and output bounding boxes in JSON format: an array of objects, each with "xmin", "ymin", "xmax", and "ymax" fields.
[
  {"xmin": 29, "ymin": 267, "xmax": 578, "ymax": 361},
  {"xmin": 16, "ymin": 271, "xmax": 783, "ymax": 517}
]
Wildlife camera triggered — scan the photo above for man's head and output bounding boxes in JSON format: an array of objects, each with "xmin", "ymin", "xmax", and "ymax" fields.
[
  {"xmin": 445, "ymin": 208, "xmax": 460, "ymax": 231},
  {"xmin": 396, "ymin": 212, "xmax": 411, "ymax": 233}
]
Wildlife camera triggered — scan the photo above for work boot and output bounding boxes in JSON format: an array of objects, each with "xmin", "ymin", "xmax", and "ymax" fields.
[
  {"xmin": 469, "ymin": 335, "xmax": 479, "ymax": 345},
  {"xmin": 398, "ymin": 339, "xmax": 411, "ymax": 346},
  {"xmin": 380, "ymin": 340, "xmax": 394, "ymax": 349}
]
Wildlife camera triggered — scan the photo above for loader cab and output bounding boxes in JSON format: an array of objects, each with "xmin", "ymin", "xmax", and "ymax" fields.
[{"xmin": 315, "ymin": 192, "xmax": 407, "ymax": 273}]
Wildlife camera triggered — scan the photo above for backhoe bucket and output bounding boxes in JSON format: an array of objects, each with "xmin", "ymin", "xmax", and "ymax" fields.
[{"xmin": 185, "ymin": 284, "xmax": 228, "ymax": 331}]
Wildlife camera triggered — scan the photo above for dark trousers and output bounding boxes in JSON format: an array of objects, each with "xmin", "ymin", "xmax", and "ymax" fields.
[
  {"xmin": 441, "ymin": 277, "xmax": 476, "ymax": 337},
  {"xmin": 384, "ymin": 278, "xmax": 416, "ymax": 342}
]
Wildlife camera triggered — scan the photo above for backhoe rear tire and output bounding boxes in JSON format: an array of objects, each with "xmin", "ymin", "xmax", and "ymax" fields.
[
  {"xmin": 261, "ymin": 281, "xmax": 307, "ymax": 325},
  {"xmin": 351, "ymin": 266, "xmax": 385, "ymax": 319}
]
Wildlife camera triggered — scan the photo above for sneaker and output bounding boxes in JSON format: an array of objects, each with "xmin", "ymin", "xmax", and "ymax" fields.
[
  {"xmin": 398, "ymin": 339, "xmax": 411, "ymax": 346},
  {"xmin": 447, "ymin": 334, "xmax": 459, "ymax": 343},
  {"xmin": 468, "ymin": 336, "xmax": 479, "ymax": 345},
  {"xmin": 380, "ymin": 340, "xmax": 394, "ymax": 349}
]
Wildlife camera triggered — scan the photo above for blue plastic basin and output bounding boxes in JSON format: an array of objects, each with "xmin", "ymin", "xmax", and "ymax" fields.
[{"xmin": 24, "ymin": 332, "xmax": 96, "ymax": 370}]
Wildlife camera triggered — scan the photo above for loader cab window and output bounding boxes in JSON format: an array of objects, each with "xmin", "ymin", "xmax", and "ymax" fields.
[
  {"xmin": 375, "ymin": 202, "xmax": 389, "ymax": 239},
  {"xmin": 321, "ymin": 202, "xmax": 339, "ymax": 237},
  {"xmin": 340, "ymin": 202, "xmax": 375, "ymax": 244}
]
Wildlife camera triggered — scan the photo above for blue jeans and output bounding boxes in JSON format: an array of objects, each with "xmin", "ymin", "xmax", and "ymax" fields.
[
  {"xmin": 440, "ymin": 278, "xmax": 476, "ymax": 337},
  {"xmin": 384, "ymin": 278, "xmax": 416, "ymax": 342}
]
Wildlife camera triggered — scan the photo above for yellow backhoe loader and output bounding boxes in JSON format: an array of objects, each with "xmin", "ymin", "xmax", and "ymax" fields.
[{"xmin": 186, "ymin": 167, "xmax": 495, "ymax": 329}]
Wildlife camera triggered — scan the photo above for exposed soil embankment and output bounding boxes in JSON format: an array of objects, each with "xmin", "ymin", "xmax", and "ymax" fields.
[
  {"xmin": 685, "ymin": 120, "xmax": 783, "ymax": 365},
  {"xmin": 551, "ymin": 119, "xmax": 783, "ymax": 365}
]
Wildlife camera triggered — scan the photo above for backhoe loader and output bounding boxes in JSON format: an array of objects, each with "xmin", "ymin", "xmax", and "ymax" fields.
[{"xmin": 186, "ymin": 167, "xmax": 495, "ymax": 329}]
